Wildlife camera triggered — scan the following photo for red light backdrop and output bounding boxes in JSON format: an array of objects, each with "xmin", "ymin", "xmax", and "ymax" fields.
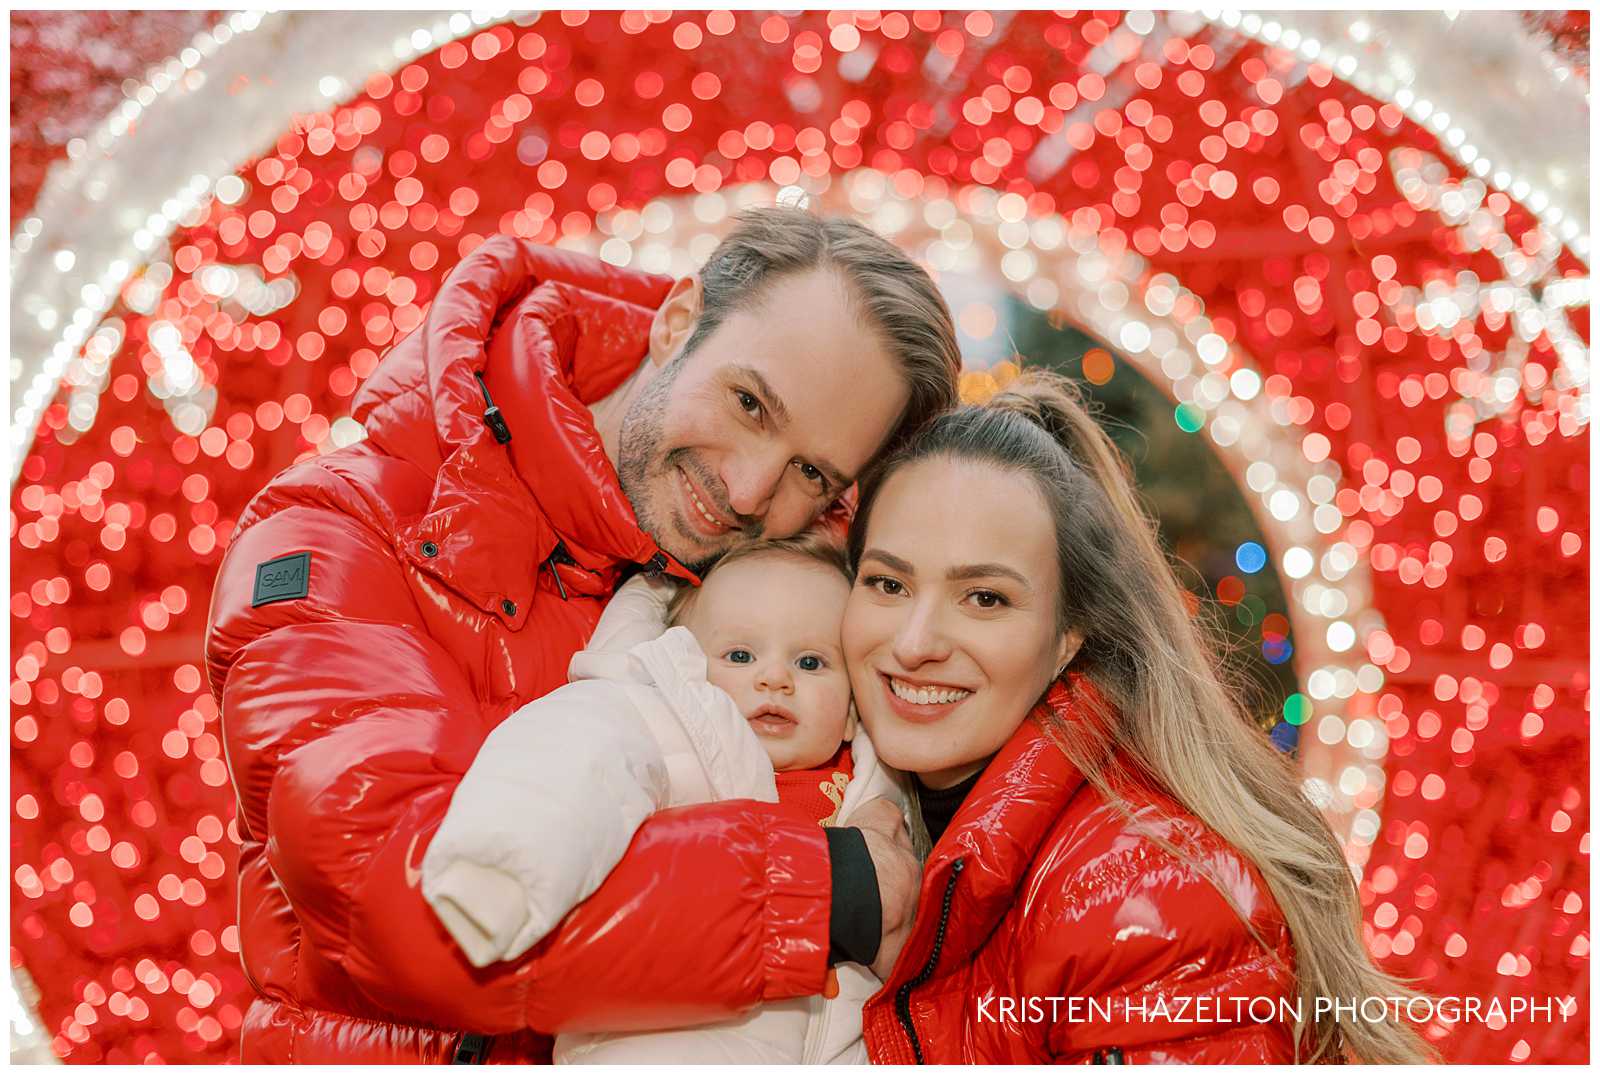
[{"xmin": 10, "ymin": 10, "xmax": 1589, "ymax": 1064}]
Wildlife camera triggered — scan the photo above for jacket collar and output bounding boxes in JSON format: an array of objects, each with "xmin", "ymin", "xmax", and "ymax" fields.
[
  {"xmin": 477, "ymin": 280, "xmax": 694, "ymax": 581},
  {"xmin": 361, "ymin": 267, "xmax": 696, "ymax": 623},
  {"xmin": 887, "ymin": 675, "xmax": 1105, "ymax": 984}
]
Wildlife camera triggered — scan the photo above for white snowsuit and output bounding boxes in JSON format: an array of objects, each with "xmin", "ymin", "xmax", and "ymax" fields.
[{"xmin": 422, "ymin": 575, "xmax": 904, "ymax": 1063}]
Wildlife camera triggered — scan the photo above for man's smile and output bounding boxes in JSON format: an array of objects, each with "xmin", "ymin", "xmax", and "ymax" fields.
[{"xmin": 677, "ymin": 464, "xmax": 737, "ymax": 537}]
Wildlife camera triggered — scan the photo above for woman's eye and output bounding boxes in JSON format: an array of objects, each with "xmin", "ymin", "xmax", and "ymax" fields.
[
  {"xmin": 865, "ymin": 575, "xmax": 905, "ymax": 597},
  {"xmin": 726, "ymin": 648, "xmax": 754, "ymax": 664},
  {"xmin": 969, "ymin": 589, "xmax": 1008, "ymax": 609},
  {"xmin": 796, "ymin": 655, "xmax": 824, "ymax": 672},
  {"xmin": 735, "ymin": 390, "xmax": 762, "ymax": 419}
]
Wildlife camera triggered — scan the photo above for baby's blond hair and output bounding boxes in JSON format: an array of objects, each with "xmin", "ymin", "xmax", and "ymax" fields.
[{"xmin": 667, "ymin": 533, "xmax": 852, "ymax": 627}]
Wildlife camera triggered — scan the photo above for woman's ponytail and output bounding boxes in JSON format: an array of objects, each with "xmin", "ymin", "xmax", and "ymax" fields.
[{"xmin": 986, "ymin": 370, "xmax": 1163, "ymax": 579}]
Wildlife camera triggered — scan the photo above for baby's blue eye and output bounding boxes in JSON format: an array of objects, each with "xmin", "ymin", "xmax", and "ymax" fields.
[
  {"xmin": 797, "ymin": 655, "xmax": 823, "ymax": 672},
  {"xmin": 726, "ymin": 649, "xmax": 754, "ymax": 664}
]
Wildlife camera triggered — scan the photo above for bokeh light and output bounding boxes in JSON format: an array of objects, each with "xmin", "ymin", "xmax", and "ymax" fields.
[{"xmin": 10, "ymin": 9, "xmax": 1588, "ymax": 1064}]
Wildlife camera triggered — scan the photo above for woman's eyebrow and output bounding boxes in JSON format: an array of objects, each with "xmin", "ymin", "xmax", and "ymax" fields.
[
  {"xmin": 858, "ymin": 548, "xmax": 915, "ymax": 575},
  {"xmin": 860, "ymin": 549, "xmax": 1028, "ymax": 588},
  {"xmin": 947, "ymin": 563, "xmax": 1030, "ymax": 588}
]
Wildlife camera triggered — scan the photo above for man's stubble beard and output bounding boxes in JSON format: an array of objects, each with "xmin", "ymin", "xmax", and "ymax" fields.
[{"xmin": 615, "ymin": 353, "xmax": 742, "ymax": 576}]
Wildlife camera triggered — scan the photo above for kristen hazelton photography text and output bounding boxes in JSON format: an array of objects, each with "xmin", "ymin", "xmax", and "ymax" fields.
[
  {"xmin": 974, "ymin": 995, "xmax": 1582, "ymax": 1028},
  {"xmin": 8, "ymin": 9, "xmax": 1590, "ymax": 1067}
]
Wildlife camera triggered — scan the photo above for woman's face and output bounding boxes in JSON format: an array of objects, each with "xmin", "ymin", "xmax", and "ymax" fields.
[{"xmin": 842, "ymin": 457, "xmax": 1079, "ymax": 788}]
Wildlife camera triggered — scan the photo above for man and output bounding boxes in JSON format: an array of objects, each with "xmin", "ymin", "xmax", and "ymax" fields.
[{"xmin": 206, "ymin": 208, "xmax": 959, "ymax": 1062}]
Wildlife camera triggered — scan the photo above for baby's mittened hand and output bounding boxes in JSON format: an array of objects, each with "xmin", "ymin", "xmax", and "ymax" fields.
[
  {"xmin": 625, "ymin": 571, "xmax": 679, "ymax": 625},
  {"xmin": 425, "ymin": 860, "xmax": 532, "ymax": 968}
]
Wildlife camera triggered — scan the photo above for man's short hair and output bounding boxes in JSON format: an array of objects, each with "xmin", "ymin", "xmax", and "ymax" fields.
[
  {"xmin": 686, "ymin": 206, "xmax": 961, "ymax": 450},
  {"xmin": 667, "ymin": 531, "xmax": 853, "ymax": 627}
]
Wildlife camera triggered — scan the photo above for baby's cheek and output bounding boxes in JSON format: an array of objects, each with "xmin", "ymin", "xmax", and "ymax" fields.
[{"xmin": 818, "ymin": 678, "xmax": 854, "ymax": 738}]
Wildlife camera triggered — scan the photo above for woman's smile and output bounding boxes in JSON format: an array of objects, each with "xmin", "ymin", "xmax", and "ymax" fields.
[{"xmin": 879, "ymin": 672, "xmax": 973, "ymax": 720}]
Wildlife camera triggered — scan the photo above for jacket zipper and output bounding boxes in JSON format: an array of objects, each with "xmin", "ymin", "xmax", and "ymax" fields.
[
  {"xmin": 893, "ymin": 857, "xmax": 965, "ymax": 1064},
  {"xmin": 450, "ymin": 1032, "xmax": 489, "ymax": 1063}
]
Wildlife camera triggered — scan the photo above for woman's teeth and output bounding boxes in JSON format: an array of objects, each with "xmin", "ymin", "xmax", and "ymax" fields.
[{"xmin": 889, "ymin": 677, "xmax": 971, "ymax": 706}]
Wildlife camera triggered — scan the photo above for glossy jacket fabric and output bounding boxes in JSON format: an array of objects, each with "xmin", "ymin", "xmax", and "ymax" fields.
[
  {"xmin": 863, "ymin": 675, "xmax": 1301, "ymax": 1064},
  {"xmin": 205, "ymin": 237, "xmax": 836, "ymax": 1063}
]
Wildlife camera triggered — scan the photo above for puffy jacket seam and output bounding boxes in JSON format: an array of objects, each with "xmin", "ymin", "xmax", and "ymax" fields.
[
  {"xmin": 1047, "ymin": 949, "xmax": 1294, "ymax": 1061},
  {"xmin": 287, "ymin": 919, "xmax": 303, "ymax": 1064},
  {"xmin": 1054, "ymin": 1017, "xmax": 1285, "ymax": 1063},
  {"xmin": 259, "ymin": 990, "xmax": 476, "ymax": 1053},
  {"xmin": 353, "ymin": 376, "xmax": 453, "ymax": 473},
  {"xmin": 1095, "ymin": 944, "xmax": 1291, "ymax": 1008},
  {"xmin": 320, "ymin": 444, "xmax": 437, "ymax": 535},
  {"xmin": 233, "ymin": 452, "xmax": 393, "ymax": 538}
]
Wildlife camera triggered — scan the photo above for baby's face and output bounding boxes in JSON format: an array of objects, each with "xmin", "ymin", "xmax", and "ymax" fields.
[{"xmin": 680, "ymin": 553, "xmax": 852, "ymax": 771}]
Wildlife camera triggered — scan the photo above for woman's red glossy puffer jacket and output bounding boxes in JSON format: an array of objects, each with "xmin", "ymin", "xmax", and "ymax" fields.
[
  {"xmin": 205, "ymin": 238, "xmax": 838, "ymax": 1062},
  {"xmin": 862, "ymin": 676, "xmax": 1303, "ymax": 1064}
]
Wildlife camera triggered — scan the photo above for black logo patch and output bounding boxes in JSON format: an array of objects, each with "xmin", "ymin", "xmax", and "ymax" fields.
[{"xmin": 252, "ymin": 552, "xmax": 311, "ymax": 608}]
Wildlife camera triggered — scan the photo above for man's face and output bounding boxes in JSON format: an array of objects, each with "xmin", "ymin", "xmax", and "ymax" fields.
[{"xmin": 618, "ymin": 269, "xmax": 910, "ymax": 574}]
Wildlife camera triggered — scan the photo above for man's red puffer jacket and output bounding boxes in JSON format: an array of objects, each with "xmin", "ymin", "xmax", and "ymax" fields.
[
  {"xmin": 205, "ymin": 238, "xmax": 837, "ymax": 1062},
  {"xmin": 863, "ymin": 675, "xmax": 1302, "ymax": 1064}
]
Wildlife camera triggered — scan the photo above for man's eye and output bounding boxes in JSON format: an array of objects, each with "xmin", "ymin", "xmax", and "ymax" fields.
[
  {"xmin": 735, "ymin": 390, "xmax": 762, "ymax": 419},
  {"xmin": 796, "ymin": 655, "xmax": 824, "ymax": 672},
  {"xmin": 796, "ymin": 461, "xmax": 825, "ymax": 488},
  {"xmin": 726, "ymin": 648, "xmax": 754, "ymax": 664}
]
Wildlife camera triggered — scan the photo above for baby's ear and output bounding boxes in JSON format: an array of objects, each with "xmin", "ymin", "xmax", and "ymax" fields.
[{"xmin": 843, "ymin": 701, "xmax": 859, "ymax": 742}]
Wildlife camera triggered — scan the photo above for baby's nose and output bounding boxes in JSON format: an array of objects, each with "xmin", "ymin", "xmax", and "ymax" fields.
[{"xmin": 756, "ymin": 661, "xmax": 794, "ymax": 691}]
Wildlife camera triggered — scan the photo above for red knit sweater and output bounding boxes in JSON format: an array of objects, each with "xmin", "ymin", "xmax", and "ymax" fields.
[{"xmin": 773, "ymin": 743, "xmax": 854, "ymax": 827}]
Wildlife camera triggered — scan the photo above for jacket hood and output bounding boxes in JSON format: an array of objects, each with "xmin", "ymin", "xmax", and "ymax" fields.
[{"xmin": 350, "ymin": 238, "xmax": 696, "ymax": 584}]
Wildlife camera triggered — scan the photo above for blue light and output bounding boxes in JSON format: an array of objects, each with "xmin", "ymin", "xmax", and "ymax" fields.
[
  {"xmin": 1235, "ymin": 541, "xmax": 1267, "ymax": 574},
  {"xmin": 1262, "ymin": 637, "xmax": 1294, "ymax": 665}
]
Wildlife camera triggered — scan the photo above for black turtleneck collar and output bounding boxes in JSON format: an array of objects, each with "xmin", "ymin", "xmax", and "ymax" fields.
[{"xmin": 916, "ymin": 767, "xmax": 985, "ymax": 848}]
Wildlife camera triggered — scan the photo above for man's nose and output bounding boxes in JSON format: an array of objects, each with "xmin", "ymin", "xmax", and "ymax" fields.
[
  {"xmin": 721, "ymin": 449, "xmax": 789, "ymax": 521},
  {"xmin": 892, "ymin": 599, "xmax": 954, "ymax": 668}
]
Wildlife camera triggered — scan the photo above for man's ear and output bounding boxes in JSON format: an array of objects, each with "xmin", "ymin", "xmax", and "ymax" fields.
[
  {"xmin": 843, "ymin": 701, "xmax": 860, "ymax": 742},
  {"xmin": 648, "ymin": 274, "xmax": 703, "ymax": 368}
]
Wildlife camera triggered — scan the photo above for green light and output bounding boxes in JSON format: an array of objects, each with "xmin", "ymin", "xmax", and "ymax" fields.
[
  {"xmin": 1283, "ymin": 693, "xmax": 1312, "ymax": 726},
  {"xmin": 1174, "ymin": 402, "xmax": 1204, "ymax": 433}
]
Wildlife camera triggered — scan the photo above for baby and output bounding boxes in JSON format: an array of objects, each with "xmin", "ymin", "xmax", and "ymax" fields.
[{"xmin": 422, "ymin": 533, "xmax": 902, "ymax": 1064}]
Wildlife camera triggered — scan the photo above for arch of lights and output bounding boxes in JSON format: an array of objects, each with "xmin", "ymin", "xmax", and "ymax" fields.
[
  {"xmin": 11, "ymin": 9, "xmax": 1587, "ymax": 473},
  {"xmin": 7, "ymin": 7, "xmax": 1588, "ymax": 876}
]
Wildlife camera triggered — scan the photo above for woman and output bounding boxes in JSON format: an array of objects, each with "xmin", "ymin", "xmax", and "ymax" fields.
[{"xmin": 840, "ymin": 369, "xmax": 1431, "ymax": 1063}]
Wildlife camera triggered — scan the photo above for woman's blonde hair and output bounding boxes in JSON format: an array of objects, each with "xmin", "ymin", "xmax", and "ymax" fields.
[{"xmin": 845, "ymin": 368, "xmax": 1432, "ymax": 1064}]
